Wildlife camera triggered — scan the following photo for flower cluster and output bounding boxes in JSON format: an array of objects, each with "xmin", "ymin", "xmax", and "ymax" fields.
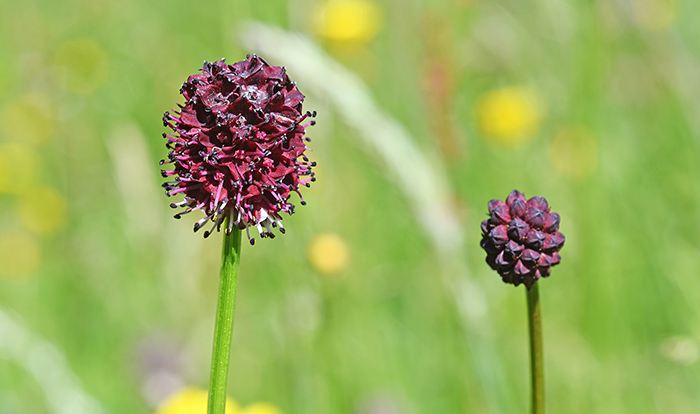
[
  {"xmin": 480, "ymin": 190, "xmax": 564, "ymax": 288},
  {"xmin": 161, "ymin": 55, "xmax": 316, "ymax": 244}
]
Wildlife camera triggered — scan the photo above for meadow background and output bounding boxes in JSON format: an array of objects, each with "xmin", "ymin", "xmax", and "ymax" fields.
[{"xmin": 1, "ymin": 0, "xmax": 700, "ymax": 413}]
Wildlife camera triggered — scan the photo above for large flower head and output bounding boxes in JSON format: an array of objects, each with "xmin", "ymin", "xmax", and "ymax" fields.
[
  {"xmin": 161, "ymin": 55, "xmax": 316, "ymax": 244},
  {"xmin": 480, "ymin": 190, "xmax": 565, "ymax": 288}
]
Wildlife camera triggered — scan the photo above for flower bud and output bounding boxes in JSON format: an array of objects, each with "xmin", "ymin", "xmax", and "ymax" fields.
[
  {"xmin": 491, "ymin": 204, "xmax": 511, "ymax": 225},
  {"xmin": 527, "ymin": 196, "xmax": 549, "ymax": 212},
  {"xmin": 506, "ymin": 189, "xmax": 527, "ymax": 207},
  {"xmin": 509, "ymin": 198, "xmax": 527, "ymax": 218},
  {"xmin": 524, "ymin": 206, "xmax": 546, "ymax": 229},
  {"xmin": 488, "ymin": 199, "xmax": 506, "ymax": 214},
  {"xmin": 543, "ymin": 212, "xmax": 560, "ymax": 232},
  {"xmin": 480, "ymin": 219, "xmax": 491, "ymax": 235},
  {"xmin": 507, "ymin": 217, "xmax": 530, "ymax": 242},
  {"xmin": 525, "ymin": 229, "xmax": 546, "ymax": 250},
  {"xmin": 505, "ymin": 240, "xmax": 524, "ymax": 258},
  {"xmin": 489, "ymin": 225, "xmax": 509, "ymax": 247}
]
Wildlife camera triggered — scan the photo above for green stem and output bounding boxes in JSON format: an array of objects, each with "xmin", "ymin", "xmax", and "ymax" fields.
[
  {"xmin": 526, "ymin": 283, "xmax": 544, "ymax": 414},
  {"xmin": 207, "ymin": 225, "xmax": 242, "ymax": 414}
]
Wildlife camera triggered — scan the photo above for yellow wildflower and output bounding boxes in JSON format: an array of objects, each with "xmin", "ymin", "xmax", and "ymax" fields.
[
  {"xmin": 476, "ymin": 86, "xmax": 543, "ymax": 145},
  {"xmin": 549, "ymin": 127, "xmax": 598, "ymax": 179},
  {"xmin": 154, "ymin": 388, "xmax": 239, "ymax": 414},
  {"xmin": 307, "ymin": 233, "xmax": 350, "ymax": 276},
  {"xmin": 314, "ymin": 0, "xmax": 381, "ymax": 44}
]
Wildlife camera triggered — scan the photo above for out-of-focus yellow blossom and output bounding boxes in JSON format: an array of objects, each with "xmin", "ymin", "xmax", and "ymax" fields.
[
  {"xmin": 54, "ymin": 38, "xmax": 109, "ymax": 95},
  {"xmin": 631, "ymin": 0, "xmax": 676, "ymax": 30},
  {"xmin": 154, "ymin": 388, "xmax": 239, "ymax": 414},
  {"xmin": 0, "ymin": 94, "xmax": 55, "ymax": 145},
  {"xmin": 240, "ymin": 402, "xmax": 284, "ymax": 414},
  {"xmin": 476, "ymin": 86, "xmax": 544, "ymax": 145},
  {"xmin": 307, "ymin": 233, "xmax": 350, "ymax": 276},
  {"xmin": 152, "ymin": 387, "xmax": 284, "ymax": 414},
  {"xmin": 0, "ymin": 229, "xmax": 40, "ymax": 281},
  {"xmin": 16, "ymin": 186, "xmax": 67, "ymax": 235},
  {"xmin": 314, "ymin": 0, "xmax": 382, "ymax": 44},
  {"xmin": 549, "ymin": 127, "xmax": 598, "ymax": 179},
  {"xmin": 0, "ymin": 143, "xmax": 39, "ymax": 194}
]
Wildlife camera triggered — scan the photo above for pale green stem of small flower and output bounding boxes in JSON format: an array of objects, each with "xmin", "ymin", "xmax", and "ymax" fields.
[
  {"xmin": 207, "ymin": 224, "xmax": 242, "ymax": 414},
  {"xmin": 527, "ymin": 283, "xmax": 544, "ymax": 414}
]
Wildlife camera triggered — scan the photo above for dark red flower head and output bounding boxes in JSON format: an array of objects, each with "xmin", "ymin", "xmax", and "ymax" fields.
[
  {"xmin": 160, "ymin": 55, "xmax": 316, "ymax": 244},
  {"xmin": 480, "ymin": 190, "xmax": 564, "ymax": 288}
]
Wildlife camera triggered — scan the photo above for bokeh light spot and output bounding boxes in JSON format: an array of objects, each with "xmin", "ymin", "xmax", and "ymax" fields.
[
  {"xmin": 16, "ymin": 186, "xmax": 67, "ymax": 235},
  {"xmin": 632, "ymin": 0, "xmax": 676, "ymax": 30},
  {"xmin": 659, "ymin": 336, "xmax": 699, "ymax": 366},
  {"xmin": 549, "ymin": 127, "xmax": 598, "ymax": 179},
  {"xmin": 0, "ymin": 94, "xmax": 55, "ymax": 145},
  {"xmin": 476, "ymin": 86, "xmax": 543, "ymax": 145},
  {"xmin": 314, "ymin": 0, "xmax": 382, "ymax": 44},
  {"xmin": 154, "ymin": 387, "xmax": 238, "ymax": 414},
  {"xmin": 0, "ymin": 143, "xmax": 39, "ymax": 194},
  {"xmin": 307, "ymin": 233, "xmax": 350, "ymax": 276},
  {"xmin": 53, "ymin": 38, "xmax": 110, "ymax": 95},
  {"xmin": 0, "ymin": 230, "xmax": 40, "ymax": 281}
]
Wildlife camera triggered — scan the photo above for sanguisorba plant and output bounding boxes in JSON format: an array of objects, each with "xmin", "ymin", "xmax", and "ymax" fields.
[
  {"xmin": 480, "ymin": 190, "xmax": 565, "ymax": 414},
  {"xmin": 160, "ymin": 55, "xmax": 316, "ymax": 414}
]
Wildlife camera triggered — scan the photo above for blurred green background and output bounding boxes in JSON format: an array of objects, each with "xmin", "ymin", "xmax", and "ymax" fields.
[{"xmin": 2, "ymin": 0, "xmax": 700, "ymax": 413}]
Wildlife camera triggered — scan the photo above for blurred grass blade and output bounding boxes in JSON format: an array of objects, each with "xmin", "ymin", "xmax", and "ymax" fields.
[
  {"xmin": 0, "ymin": 306, "xmax": 106, "ymax": 414},
  {"xmin": 106, "ymin": 123, "xmax": 163, "ymax": 242}
]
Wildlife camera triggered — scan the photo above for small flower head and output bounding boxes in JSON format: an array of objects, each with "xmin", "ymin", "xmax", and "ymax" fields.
[
  {"xmin": 161, "ymin": 55, "xmax": 316, "ymax": 244},
  {"xmin": 480, "ymin": 190, "xmax": 565, "ymax": 288}
]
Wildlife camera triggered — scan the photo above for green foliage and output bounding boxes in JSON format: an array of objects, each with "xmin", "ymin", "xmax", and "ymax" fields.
[{"xmin": 1, "ymin": 0, "xmax": 700, "ymax": 413}]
